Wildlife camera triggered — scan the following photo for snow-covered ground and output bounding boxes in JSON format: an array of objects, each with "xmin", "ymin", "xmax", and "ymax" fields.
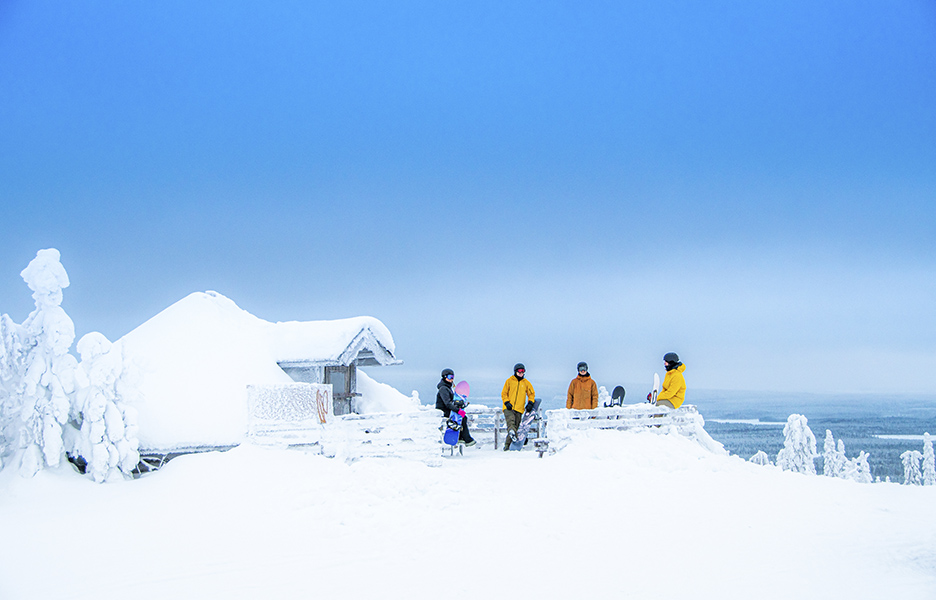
[{"xmin": 2, "ymin": 428, "xmax": 934, "ymax": 600}]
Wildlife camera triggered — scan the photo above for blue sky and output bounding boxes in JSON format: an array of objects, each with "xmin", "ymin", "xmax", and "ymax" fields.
[{"xmin": 1, "ymin": 1, "xmax": 934, "ymax": 397}]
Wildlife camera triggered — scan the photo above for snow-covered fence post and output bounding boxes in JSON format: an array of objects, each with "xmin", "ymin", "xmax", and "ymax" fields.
[
  {"xmin": 900, "ymin": 450, "xmax": 923, "ymax": 486},
  {"xmin": 776, "ymin": 414, "xmax": 817, "ymax": 475},
  {"xmin": 922, "ymin": 433, "xmax": 935, "ymax": 486}
]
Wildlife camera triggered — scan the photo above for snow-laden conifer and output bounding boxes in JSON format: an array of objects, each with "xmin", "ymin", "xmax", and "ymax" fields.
[
  {"xmin": 776, "ymin": 414, "xmax": 817, "ymax": 475},
  {"xmin": 822, "ymin": 430, "xmax": 847, "ymax": 478},
  {"xmin": 70, "ymin": 332, "xmax": 141, "ymax": 482},
  {"xmin": 12, "ymin": 249, "xmax": 80, "ymax": 476},
  {"xmin": 901, "ymin": 450, "xmax": 923, "ymax": 485},
  {"xmin": 0, "ymin": 313, "xmax": 27, "ymax": 469},
  {"xmin": 842, "ymin": 451, "xmax": 873, "ymax": 483},
  {"xmin": 922, "ymin": 433, "xmax": 935, "ymax": 486}
]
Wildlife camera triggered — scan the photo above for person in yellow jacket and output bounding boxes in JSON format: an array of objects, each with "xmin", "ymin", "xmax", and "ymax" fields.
[
  {"xmin": 655, "ymin": 352, "xmax": 687, "ymax": 409},
  {"xmin": 501, "ymin": 363, "xmax": 535, "ymax": 451},
  {"xmin": 567, "ymin": 362, "xmax": 598, "ymax": 410}
]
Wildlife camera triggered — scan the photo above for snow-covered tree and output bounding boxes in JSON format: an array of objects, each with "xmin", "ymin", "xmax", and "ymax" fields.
[
  {"xmin": 822, "ymin": 430, "xmax": 846, "ymax": 478},
  {"xmin": 0, "ymin": 313, "xmax": 28, "ymax": 469},
  {"xmin": 842, "ymin": 450, "xmax": 873, "ymax": 483},
  {"xmin": 776, "ymin": 414, "xmax": 817, "ymax": 475},
  {"xmin": 901, "ymin": 450, "xmax": 923, "ymax": 486},
  {"xmin": 922, "ymin": 433, "xmax": 935, "ymax": 486},
  {"xmin": 10, "ymin": 249, "xmax": 80, "ymax": 476},
  {"xmin": 749, "ymin": 450, "xmax": 772, "ymax": 466},
  {"xmin": 69, "ymin": 332, "xmax": 141, "ymax": 482}
]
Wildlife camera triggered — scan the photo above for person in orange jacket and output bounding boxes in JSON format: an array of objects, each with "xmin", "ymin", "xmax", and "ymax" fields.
[
  {"xmin": 650, "ymin": 352, "xmax": 687, "ymax": 409},
  {"xmin": 501, "ymin": 363, "xmax": 536, "ymax": 450},
  {"xmin": 567, "ymin": 362, "xmax": 598, "ymax": 410}
]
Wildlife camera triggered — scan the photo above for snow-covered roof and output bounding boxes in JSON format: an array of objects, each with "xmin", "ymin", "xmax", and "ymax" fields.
[
  {"xmin": 271, "ymin": 317, "xmax": 399, "ymax": 367},
  {"xmin": 115, "ymin": 291, "xmax": 400, "ymax": 450}
]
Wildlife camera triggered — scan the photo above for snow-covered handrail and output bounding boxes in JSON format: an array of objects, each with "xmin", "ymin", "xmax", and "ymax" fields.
[{"xmin": 545, "ymin": 404, "xmax": 727, "ymax": 455}]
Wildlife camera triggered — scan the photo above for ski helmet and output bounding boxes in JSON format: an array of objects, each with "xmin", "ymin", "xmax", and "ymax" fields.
[
  {"xmin": 441, "ymin": 368, "xmax": 454, "ymax": 379},
  {"xmin": 663, "ymin": 352, "xmax": 679, "ymax": 364},
  {"xmin": 577, "ymin": 362, "xmax": 588, "ymax": 372},
  {"xmin": 513, "ymin": 363, "xmax": 525, "ymax": 373}
]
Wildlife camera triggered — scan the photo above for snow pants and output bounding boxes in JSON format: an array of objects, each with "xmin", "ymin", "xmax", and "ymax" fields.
[{"xmin": 503, "ymin": 409, "xmax": 522, "ymax": 450}]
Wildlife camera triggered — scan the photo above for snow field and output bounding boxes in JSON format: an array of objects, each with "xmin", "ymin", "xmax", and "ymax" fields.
[{"xmin": 1, "ymin": 429, "xmax": 935, "ymax": 600}]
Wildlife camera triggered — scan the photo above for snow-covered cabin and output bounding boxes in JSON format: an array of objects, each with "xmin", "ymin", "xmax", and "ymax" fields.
[
  {"xmin": 274, "ymin": 317, "xmax": 401, "ymax": 416},
  {"xmin": 115, "ymin": 292, "xmax": 405, "ymax": 451}
]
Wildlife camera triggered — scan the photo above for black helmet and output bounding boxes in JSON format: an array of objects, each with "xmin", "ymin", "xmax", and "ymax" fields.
[
  {"xmin": 663, "ymin": 352, "xmax": 679, "ymax": 364},
  {"xmin": 441, "ymin": 368, "xmax": 454, "ymax": 379},
  {"xmin": 577, "ymin": 362, "xmax": 588, "ymax": 372},
  {"xmin": 513, "ymin": 363, "xmax": 525, "ymax": 373}
]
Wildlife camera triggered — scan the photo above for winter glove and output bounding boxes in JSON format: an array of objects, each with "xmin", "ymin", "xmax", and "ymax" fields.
[
  {"xmin": 457, "ymin": 409, "xmax": 466, "ymax": 417},
  {"xmin": 524, "ymin": 402, "xmax": 534, "ymax": 413},
  {"xmin": 646, "ymin": 392, "xmax": 652, "ymax": 402},
  {"xmin": 505, "ymin": 402, "xmax": 513, "ymax": 411}
]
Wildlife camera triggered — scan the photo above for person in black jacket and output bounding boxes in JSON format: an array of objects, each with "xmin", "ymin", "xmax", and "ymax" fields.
[{"xmin": 436, "ymin": 368, "xmax": 476, "ymax": 446}]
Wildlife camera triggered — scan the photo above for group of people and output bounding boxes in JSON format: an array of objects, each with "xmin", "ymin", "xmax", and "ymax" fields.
[{"xmin": 435, "ymin": 353, "xmax": 687, "ymax": 450}]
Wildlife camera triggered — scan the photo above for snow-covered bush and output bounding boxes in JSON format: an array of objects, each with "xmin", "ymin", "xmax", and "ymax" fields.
[
  {"xmin": 69, "ymin": 332, "xmax": 141, "ymax": 482},
  {"xmin": 922, "ymin": 433, "xmax": 935, "ymax": 486},
  {"xmin": 776, "ymin": 414, "xmax": 817, "ymax": 475},
  {"xmin": 597, "ymin": 386, "xmax": 610, "ymax": 406},
  {"xmin": 749, "ymin": 450, "xmax": 772, "ymax": 466},
  {"xmin": 901, "ymin": 450, "xmax": 923, "ymax": 486}
]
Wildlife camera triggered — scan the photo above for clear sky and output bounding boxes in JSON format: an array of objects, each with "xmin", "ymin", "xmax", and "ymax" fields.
[{"xmin": 1, "ymin": 1, "xmax": 934, "ymax": 397}]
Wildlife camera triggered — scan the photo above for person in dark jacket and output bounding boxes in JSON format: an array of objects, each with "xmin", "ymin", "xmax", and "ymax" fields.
[{"xmin": 436, "ymin": 368, "xmax": 476, "ymax": 446}]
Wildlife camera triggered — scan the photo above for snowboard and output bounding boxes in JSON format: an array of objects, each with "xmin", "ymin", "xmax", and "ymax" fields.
[
  {"xmin": 650, "ymin": 373, "xmax": 660, "ymax": 405},
  {"xmin": 443, "ymin": 380, "xmax": 470, "ymax": 446},
  {"xmin": 509, "ymin": 399, "xmax": 541, "ymax": 451},
  {"xmin": 605, "ymin": 385, "xmax": 626, "ymax": 407},
  {"xmin": 443, "ymin": 411, "xmax": 463, "ymax": 446}
]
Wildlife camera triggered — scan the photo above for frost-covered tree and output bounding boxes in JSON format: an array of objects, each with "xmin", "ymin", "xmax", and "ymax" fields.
[
  {"xmin": 69, "ymin": 332, "xmax": 141, "ymax": 482},
  {"xmin": 842, "ymin": 450, "xmax": 873, "ymax": 484},
  {"xmin": 901, "ymin": 450, "xmax": 923, "ymax": 486},
  {"xmin": 749, "ymin": 450, "xmax": 772, "ymax": 466},
  {"xmin": 0, "ymin": 313, "xmax": 28, "ymax": 469},
  {"xmin": 776, "ymin": 414, "xmax": 817, "ymax": 475},
  {"xmin": 10, "ymin": 249, "xmax": 80, "ymax": 476},
  {"xmin": 822, "ymin": 430, "xmax": 846, "ymax": 478},
  {"xmin": 921, "ymin": 433, "xmax": 935, "ymax": 486},
  {"xmin": 820, "ymin": 430, "xmax": 873, "ymax": 483}
]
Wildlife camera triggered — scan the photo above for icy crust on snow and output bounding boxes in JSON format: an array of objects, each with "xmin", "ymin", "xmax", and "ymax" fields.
[{"xmin": 116, "ymin": 291, "xmax": 404, "ymax": 451}]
